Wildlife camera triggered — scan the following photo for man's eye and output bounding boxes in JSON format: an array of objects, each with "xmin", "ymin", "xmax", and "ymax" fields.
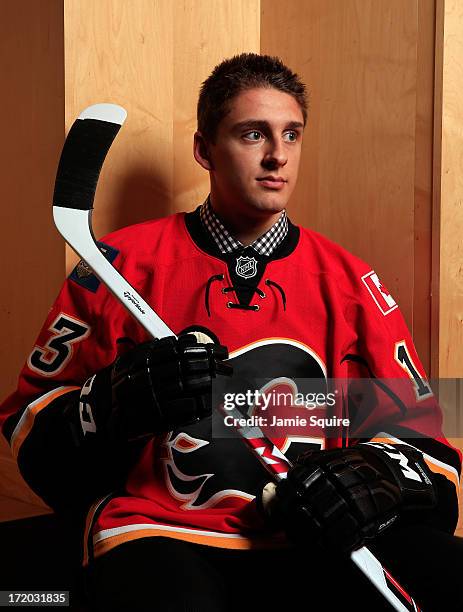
[
  {"xmin": 284, "ymin": 131, "xmax": 298, "ymax": 142},
  {"xmin": 243, "ymin": 131, "xmax": 262, "ymax": 141}
]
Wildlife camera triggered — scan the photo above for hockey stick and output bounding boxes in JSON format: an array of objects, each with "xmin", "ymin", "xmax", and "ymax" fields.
[
  {"xmin": 52, "ymin": 104, "xmax": 421, "ymax": 612},
  {"xmin": 53, "ymin": 104, "xmax": 172, "ymax": 339},
  {"xmin": 220, "ymin": 405, "xmax": 422, "ymax": 612}
]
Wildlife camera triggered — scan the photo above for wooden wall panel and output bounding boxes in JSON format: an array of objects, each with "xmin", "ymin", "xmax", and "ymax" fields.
[
  {"xmin": 0, "ymin": 0, "xmax": 65, "ymax": 410},
  {"xmin": 0, "ymin": 1, "xmax": 65, "ymax": 520},
  {"xmin": 173, "ymin": 0, "xmax": 260, "ymax": 212},
  {"xmin": 64, "ymin": 0, "xmax": 260, "ymax": 272},
  {"xmin": 436, "ymin": 0, "xmax": 463, "ymax": 378},
  {"xmin": 414, "ymin": 0, "xmax": 436, "ymax": 375},
  {"xmin": 261, "ymin": 0, "xmax": 427, "ymax": 361},
  {"xmin": 434, "ymin": 0, "xmax": 463, "ymax": 531},
  {"xmin": 0, "ymin": 0, "xmax": 260, "ymax": 520},
  {"xmin": 64, "ymin": 0, "xmax": 175, "ymax": 272}
]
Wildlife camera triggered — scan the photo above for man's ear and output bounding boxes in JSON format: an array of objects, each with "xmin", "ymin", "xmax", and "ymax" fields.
[{"xmin": 193, "ymin": 131, "xmax": 214, "ymax": 171}]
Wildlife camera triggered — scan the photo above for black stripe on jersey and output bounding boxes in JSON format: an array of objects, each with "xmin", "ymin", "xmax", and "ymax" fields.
[
  {"xmin": 341, "ymin": 353, "xmax": 408, "ymax": 417},
  {"xmin": 85, "ymin": 491, "xmax": 123, "ymax": 566}
]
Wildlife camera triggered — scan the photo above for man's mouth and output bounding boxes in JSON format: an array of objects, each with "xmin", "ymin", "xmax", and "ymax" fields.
[
  {"xmin": 257, "ymin": 176, "xmax": 286, "ymax": 182},
  {"xmin": 256, "ymin": 176, "xmax": 287, "ymax": 189}
]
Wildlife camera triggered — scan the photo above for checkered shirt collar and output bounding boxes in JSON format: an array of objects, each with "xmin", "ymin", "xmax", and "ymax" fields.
[{"xmin": 199, "ymin": 195, "xmax": 288, "ymax": 256}]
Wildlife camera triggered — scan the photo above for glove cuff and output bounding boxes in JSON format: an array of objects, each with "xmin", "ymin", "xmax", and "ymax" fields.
[{"xmin": 358, "ymin": 442, "xmax": 437, "ymax": 512}]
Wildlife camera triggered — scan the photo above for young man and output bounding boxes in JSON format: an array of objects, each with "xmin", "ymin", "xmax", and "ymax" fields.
[{"xmin": 1, "ymin": 53, "xmax": 462, "ymax": 610}]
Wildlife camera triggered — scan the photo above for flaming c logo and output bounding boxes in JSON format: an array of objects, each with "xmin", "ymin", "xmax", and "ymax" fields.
[{"xmin": 162, "ymin": 339, "xmax": 328, "ymax": 510}]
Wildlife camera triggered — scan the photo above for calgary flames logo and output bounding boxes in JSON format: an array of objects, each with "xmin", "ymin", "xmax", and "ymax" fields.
[
  {"xmin": 161, "ymin": 431, "xmax": 254, "ymax": 510},
  {"xmin": 161, "ymin": 339, "xmax": 329, "ymax": 510}
]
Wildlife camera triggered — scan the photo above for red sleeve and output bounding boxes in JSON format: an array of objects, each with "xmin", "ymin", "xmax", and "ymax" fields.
[
  {"xmin": 0, "ymin": 246, "xmax": 139, "ymax": 513},
  {"xmin": 341, "ymin": 266, "xmax": 461, "ymax": 532},
  {"xmin": 0, "ymin": 272, "xmax": 117, "ymax": 444}
]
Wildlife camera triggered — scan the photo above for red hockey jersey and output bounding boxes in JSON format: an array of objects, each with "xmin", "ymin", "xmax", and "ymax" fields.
[{"xmin": 1, "ymin": 208, "xmax": 460, "ymax": 565}]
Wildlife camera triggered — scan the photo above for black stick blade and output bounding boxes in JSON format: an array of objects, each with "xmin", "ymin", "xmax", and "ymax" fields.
[{"xmin": 53, "ymin": 103, "xmax": 127, "ymax": 210}]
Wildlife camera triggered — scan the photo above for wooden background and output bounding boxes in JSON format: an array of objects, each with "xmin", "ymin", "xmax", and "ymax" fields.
[
  {"xmin": 0, "ymin": 0, "xmax": 461, "ymax": 529},
  {"xmin": 0, "ymin": 0, "xmax": 65, "ymax": 520}
]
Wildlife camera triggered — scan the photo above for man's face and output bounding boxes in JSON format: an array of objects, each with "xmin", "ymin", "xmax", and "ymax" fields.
[{"xmin": 198, "ymin": 87, "xmax": 304, "ymax": 220}]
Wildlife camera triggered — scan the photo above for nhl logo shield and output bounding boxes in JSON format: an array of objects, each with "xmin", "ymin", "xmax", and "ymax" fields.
[{"xmin": 236, "ymin": 255, "xmax": 257, "ymax": 279}]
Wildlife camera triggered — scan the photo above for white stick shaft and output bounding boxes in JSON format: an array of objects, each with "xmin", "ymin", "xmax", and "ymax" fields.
[
  {"xmin": 351, "ymin": 549, "xmax": 414, "ymax": 612},
  {"xmin": 53, "ymin": 207, "xmax": 174, "ymax": 339}
]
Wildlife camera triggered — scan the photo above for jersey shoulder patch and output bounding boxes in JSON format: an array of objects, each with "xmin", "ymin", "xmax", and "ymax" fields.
[
  {"xmin": 361, "ymin": 270, "xmax": 397, "ymax": 316},
  {"xmin": 69, "ymin": 241, "xmax": 119, "ymax": 293}
]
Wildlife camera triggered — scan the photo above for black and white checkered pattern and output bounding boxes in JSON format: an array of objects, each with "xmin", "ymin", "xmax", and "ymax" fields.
[{"xmin": 199, "ymin": 195, "xmax": 288, "ymax": 256}]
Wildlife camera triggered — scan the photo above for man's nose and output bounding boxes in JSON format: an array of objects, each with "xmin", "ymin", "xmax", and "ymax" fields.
[{"xmin": 262, "ymin": 138, "xmax": 288, "ymax": 167}]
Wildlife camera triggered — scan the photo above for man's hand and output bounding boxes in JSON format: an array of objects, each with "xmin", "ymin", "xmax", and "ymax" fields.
[
  {"xmin": 258, "ymin": 443, "xmax": 436, "ymax": 554},
  {"xmin": 75, "ymin": 334, "xmax": 232, "ymax": 444}
]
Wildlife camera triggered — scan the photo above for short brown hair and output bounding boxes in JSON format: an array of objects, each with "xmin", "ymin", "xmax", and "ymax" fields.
[{"xmin": 197, "ymin": 52, "xmax": 308, "ymax": 143}]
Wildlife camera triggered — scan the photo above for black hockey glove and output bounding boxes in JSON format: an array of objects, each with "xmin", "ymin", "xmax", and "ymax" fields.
[
  {"xmin": 71, "ymin": 334, "xmax": 232, "ymax": 446},
  {"xmin": 259, "ymin": 443, "xmax": 437, "ymax": 554}
]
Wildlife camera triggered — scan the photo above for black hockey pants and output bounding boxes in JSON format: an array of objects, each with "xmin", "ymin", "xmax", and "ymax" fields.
[{"xmin": 84, "ymin": 524, "xmax": 463, "ymax": 611}]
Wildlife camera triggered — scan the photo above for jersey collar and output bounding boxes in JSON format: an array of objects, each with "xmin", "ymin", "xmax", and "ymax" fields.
[
  {"xmin": 185, "ymin": 202, "xmax": 299, "ymax": 262},
  {"xmin": 199, "ymin": 195, "xmax": 289, "ymax": 257}
]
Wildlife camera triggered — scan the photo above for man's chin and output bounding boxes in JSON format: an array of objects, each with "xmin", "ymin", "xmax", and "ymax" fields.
[{"xmin": 250, "ymin": 195, "xmax": 287, "ymax": 215}]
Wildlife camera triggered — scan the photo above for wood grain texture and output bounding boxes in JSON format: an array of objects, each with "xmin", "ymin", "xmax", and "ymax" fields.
[
  {"xmin": 261, "ymin": 0, "xmax": 421, "ymax": 339},
  {"xmin": 0, "ymin": 495, "xmax": 51, "ymax": 524},
  {"xmin": 64, "ymin": 0, "xmax": 175, "ymax": 271},
  {"xmin": 437, "ymin": 0, "xmax": 463, "ymax": 377},
  {"xmin": 173, "ymin": 0, "xmax": 260, "ymax": 212},
  {"xmin": 0, "ymin": 0, "xmax": 64, "ymax": 520},
  {"xmin": 431, "ymin": 0, "xmax": 444, "ymax": 379},
  {"xmin": 1, "ymin": 0, "xmax": 260, "ymax": 523},
  {"xmin": 413, "ymin": 0, "xmax": 435, "ymax": 376},
  {"xmin": 0, "ymin": 0, "xmax": 65, "ymax": 401},
  {"xmin": 64, "ymin": 0, "xmax": 260, "ymax": 271}
]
